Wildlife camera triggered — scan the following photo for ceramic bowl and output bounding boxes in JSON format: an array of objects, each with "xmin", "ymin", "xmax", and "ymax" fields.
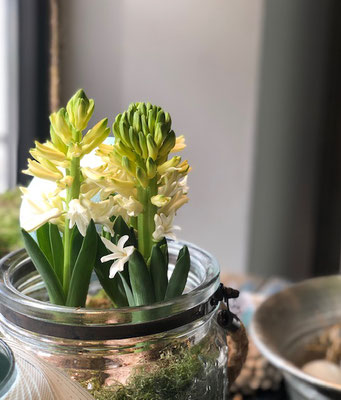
[{"xmin": 250, "ymin": 275, "xmax": 341, "ymax": 400}]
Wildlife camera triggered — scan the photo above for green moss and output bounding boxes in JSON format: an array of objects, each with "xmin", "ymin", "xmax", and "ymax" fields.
[
  {"xmin": 84, "ymin": 342, "xmax": 207, "ymax": 400},
  {"xmin": 0, "ymin": 188, "xmax": 22, "ymax": 257},
  {"xmin": 86, "ymin": 376, "xmax": 116, "ymax": 400}
]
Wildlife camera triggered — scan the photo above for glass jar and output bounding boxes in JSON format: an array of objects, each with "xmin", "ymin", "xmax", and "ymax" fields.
[
  {"xmin": 0, "ymin": 241, "xmax": 237, "ymax": 399},
  {"xmin": 0, "ymin": 340, "xmax": 16, "ymax": 399}
]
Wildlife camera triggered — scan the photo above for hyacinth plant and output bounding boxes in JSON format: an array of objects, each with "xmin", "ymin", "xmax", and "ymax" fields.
[{"xmin": 20, "ymin": 89, "xmax": 191, "ymax": 308}]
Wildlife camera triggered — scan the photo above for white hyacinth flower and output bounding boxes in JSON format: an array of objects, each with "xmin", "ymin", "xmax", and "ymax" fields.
[
  {"xmin": 160, "ymin": 190, "xmax": 189, "ymax": 216},
  {"xmin": 20, "ymin": 182, "xmax": 64, "ymax": 232},
  {"xmin": 100, "ymin": 235, "xmax": 135, "ymax": 278},
  {"xmin": 67, "ymin": 197, "xmax": 116, "ymax": 236},
  {"xmin": 115, "ymin": 195, "xmax": 143, "ymax": 217},
  {"xmin": 152, "ymin": 213, "xmax": 181, "ymax": 242},
  {"xmin": 21, "ymin": 207, "xmax": 62, "ymax": 233},
  {"xmin": 67, "ymin": 199, "xmax": 91, "ymax": 236},
  {"xmin": 82, "ymin": 197, "xmax": 116, "ymax": 235},
  {"xmin": 179, "ymin": 175, "xmax": 189, "ymax": 194}
]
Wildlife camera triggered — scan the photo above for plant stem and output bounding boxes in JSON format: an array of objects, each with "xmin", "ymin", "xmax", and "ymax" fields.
[
  {"xmin": 137, "ymin": 177, "xmax": 157, "ymax": 261},
  {"xmin": 129, "ymin": 216, "xmax": 137, "ymax": 230},
  {"xmin": 68, "ymin": 157, "xmax": 81, "ymax": 200},
  {"xmin": 63, "ymin": 223, "xmax": 71, "ymax": 293},
  {"xmin": 63, "ymin": 133, "xmax": 82, "ymax": 294}
]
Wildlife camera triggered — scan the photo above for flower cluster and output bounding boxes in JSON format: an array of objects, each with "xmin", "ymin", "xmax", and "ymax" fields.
[
  {"xmin": 81, "ymin": 102, "xmax": 190, "ymax": 259},
  {"xmin": 21, "ymin": 90, "xmax": 113, "ymax": 234},
  {"xmin": 20, "ymin": 91, "xmax": 191, "ymax": 308}
]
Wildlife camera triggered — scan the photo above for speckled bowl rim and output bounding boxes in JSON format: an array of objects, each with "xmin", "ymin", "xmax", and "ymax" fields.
[{"xmin": 250, "ymin": 275, "xmax": 341, "ymax": 393}]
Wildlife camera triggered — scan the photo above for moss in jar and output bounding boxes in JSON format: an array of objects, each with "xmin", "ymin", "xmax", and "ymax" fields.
[{"xmin": 83, "ymin": 340, "xmax": 217, "ymax": 400}]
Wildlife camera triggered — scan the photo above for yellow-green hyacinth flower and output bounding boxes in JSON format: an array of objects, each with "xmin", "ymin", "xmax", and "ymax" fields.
[{"xmin": 81, "ymin": 102, "xmax": 191, "ymax": 260}]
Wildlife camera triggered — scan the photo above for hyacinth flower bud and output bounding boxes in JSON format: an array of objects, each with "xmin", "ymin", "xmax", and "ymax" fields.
[
  {"xmin": 119, "ymin": 115, "xmax": 131, "ymax": 147},
  {"xmin": 127, "ymin": 104, "xmax": 135, "ymax": 124},
  {"xmin": 137, "ymin": 102, "xmax": 147, "ymax": 116},
  {"xmin": 136, "ymin": 166, "xmax": 148, "ymax": 188},
  {"xmin": 110, "ymin": 103, "xmax": 177, "ymax": 162},
  {"xmin": 146, "ymin": 157, "xmax": 157, "ymax": 179},
  {"xmin": 158, "ymin": 130, "xmax": 176, "ymax": 159},
  {"xmin": 122, "ymin": 156, "xmax": 135, "ymax": 176},
  {"xmin": 81, "ymin": 118, "xmax": 110, "ymax": 155},
  {"xmin": 156, "ymin": 110, "xmax": 165, "ymax": 125},
  {"xmin": 146, "ymin": 134, "xmax": 158, "ymax": 160},
  {"xmin": 33, "ymin": 141, "xmax": 68, "ymax": 163},
  {"xmin": 66, "ymin": 89, "xmax": 94, "ymax": 131},
  {"xmin": 154, "ymin": 122, "xmax": 169, "ymax": 147},
  {"xmin": 133, "ymin": 111, "xmax": 142, "ymax": 134},
  {"xmin": 117, "ymin": 139, "xmax": 137, "ymax": 162},
  {"xmin": 112, "ymin": 114, "xmax": 122, "ymax": 141},
  {"xmin": 151, "ymin": 194, "xmax": 171, "ymax": 208},
  {"xmin": 112, "ymin": 146, "xmax": 123, "ymax": 163},
  {"xmin": 23, "ymin": 158, "xmax": 63, "ymax": 181},
  {"xmin": 49, "ymin": 108, "xmax": 73, "ymax": 145},
  {"xmin": 164, "ymin": 112, "xmax": 172, "ymax": 133},
  {"xmin": 129, "ymin": 127, "xmax": 142, "ymax": 155},
  {"xmin": 50, "ymin": 125, "xmax": 68, "ymax": 154},
  {"xmin": 147, "ymin": 108, "xmax": 156, "ymax": 134},
  {"xmin": 154, "ymin": 123, "xmax": 164, "ymax": 147},
  {"xmin": 138, "ymin": 131, "xmax": 148, "ymax": 159},
  {"xmin": 157, "ymin": 156, "xmax": 181, "ymax": 175},
  {"xmin": 141, "ymin": 114, "xmax": 149, "ymax": 136}
]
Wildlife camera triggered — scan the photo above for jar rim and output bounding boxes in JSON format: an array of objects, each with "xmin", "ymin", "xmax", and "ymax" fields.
[{"xmin": 0, "ymin": 240, "xmax": 220, "ymax": 337}]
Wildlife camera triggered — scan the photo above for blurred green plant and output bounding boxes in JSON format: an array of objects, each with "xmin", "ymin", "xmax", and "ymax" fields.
[{"xmin": 0, "ymin": 188, "xmax": 23, "ymax": 257}]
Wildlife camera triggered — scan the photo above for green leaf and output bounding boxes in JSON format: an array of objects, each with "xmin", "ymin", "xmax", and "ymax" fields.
[
  {"xmin": 129, "ymin": 250, "xmax": 155, "ymax": 306},
  {"xmin": 21, "ymin": 229, "xmax": 65, "ymax": 305},
  {"xmin": 165, "ymin": 245, "xmax": 190, "ymax": 300},
  {"xmin": 66, "ymin": 220, "xmax": 98, "ymax": 307},
  {"xmin": 70, "ymin": 225, "xmax": 83, "ymax": 274},
  {"xmin": 113, "ymin": 216, "xmax": 137, "ymax": 248},
  {"xmin": 150, "ymin": 244, "xmax": 168, "ymax": 302},
  {"xmin": 118, "ymin": 272, "xmax": 135, "ymax": 306},
  {"xmin": 129, "ymin": 227, "xmax": 138, "ymax": 248},
  {"xmin": 113, "ymin": 216, "xmax": 130, "ymax": 236},
  {"xmin": 49, "ymin": 224, "xmax": 64, "ymax": 284},
  {"xmin": 158, "ymin": 238, "xmax": 169, "ymax": 267},
  {"xmin": 36, "ymin": 223, "xmax": 54, "ymax": 268},
  {"xmin": 94, "ymin": 236, "xmax": 129, "ymax": 307}
]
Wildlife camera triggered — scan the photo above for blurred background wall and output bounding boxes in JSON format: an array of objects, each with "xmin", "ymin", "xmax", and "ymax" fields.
[
  {"xmin": 3, "ymin": 0, "xmax": 339, "ymax": 279},
  {"xmin": 59, "ymin": 0, "xmax": 264, "ymax": 274},
  {"xmin": 249, "ymin": 1, "xmax": 335, "ymax": 280}
]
